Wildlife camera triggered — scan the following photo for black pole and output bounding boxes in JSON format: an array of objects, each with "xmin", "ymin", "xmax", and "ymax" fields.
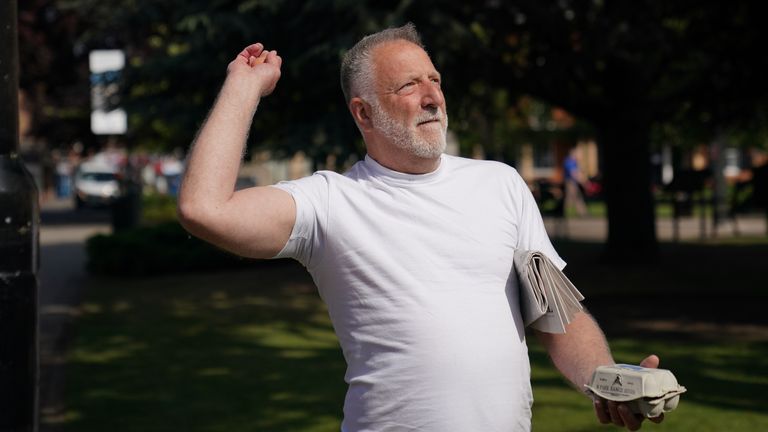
[{"xmin": 0, "ymin": 1, "xmax": 40, "ymax": 431}]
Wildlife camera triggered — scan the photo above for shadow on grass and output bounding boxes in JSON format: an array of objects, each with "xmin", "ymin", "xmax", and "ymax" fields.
[
  {"xmin": 528, "ymin": 338, "xmax": 768, "ymax": 414},
  {"xmin": 64, "ymin": 240, "xmax": 768, "ymax": 431},
  {"xmin": 554, "ymin": 239, "xmax": 768, "ymax": 323},
  {"xmin": 530, "ymin": 239, "xmax": 768, "ymax": 428},
  {"xmin": 65, "ymin": 263, "xmax": 347, "ymax": 432}
]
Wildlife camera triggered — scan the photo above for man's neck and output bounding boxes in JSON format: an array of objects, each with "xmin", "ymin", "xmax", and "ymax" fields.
[{"xmin": 366, "ymin": 149, "xmax": 441, "ymax": 175}]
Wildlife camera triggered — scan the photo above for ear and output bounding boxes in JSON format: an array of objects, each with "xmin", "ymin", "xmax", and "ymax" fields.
[{"xmin": 349, "ymin": 97, "xmax": 374, "ymax": 132}]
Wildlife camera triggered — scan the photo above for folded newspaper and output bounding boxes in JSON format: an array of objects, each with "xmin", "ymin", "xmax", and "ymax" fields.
[
  {"xmin": 584, "ymin": 364, "xmax": 687, "ymax": 418},
  {"xmin": 513, "ymin": 250, "xmax": 585, "ymax": 333}
]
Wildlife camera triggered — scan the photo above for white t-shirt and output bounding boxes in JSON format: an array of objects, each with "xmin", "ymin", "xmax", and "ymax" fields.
[{"xmin": 273, "ymin": 154, "xmax": 565, "ymax": 432}]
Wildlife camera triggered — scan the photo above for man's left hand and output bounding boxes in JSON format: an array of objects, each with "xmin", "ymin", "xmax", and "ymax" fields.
[{"xmin": 592, "ymin": 355, "xmax": 665, "ymax": 431}]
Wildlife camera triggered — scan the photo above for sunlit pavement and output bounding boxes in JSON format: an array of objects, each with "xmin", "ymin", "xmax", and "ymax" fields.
[
  {"xmin": 38, "ymin": 197, "xmax": 110, "ymax": 430},
  {"xmin": 544, "ymin": 214, "xmax": 767, "ymax": 242}
]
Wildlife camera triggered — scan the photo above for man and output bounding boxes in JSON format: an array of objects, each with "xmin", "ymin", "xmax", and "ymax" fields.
[
  {"xmin": 563, "ymin": 146, "xmax": 588, "ymax": 217},
  {"xmin": 178, "ymin": 24, "xmax": 664, "ymax": 431}
]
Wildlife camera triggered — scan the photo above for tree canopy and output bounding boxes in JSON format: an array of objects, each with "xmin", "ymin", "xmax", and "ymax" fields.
[
  {"xmin": 19, "ymin": 0, "xmax": 768, "ymax": 259},
  {"xmin": 418, "ymin": 0, "xmax": 768, "ymax": 259}
]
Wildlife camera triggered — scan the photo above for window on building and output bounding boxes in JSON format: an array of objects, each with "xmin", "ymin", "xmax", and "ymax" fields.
[{"xmin": 532, "ymin": 141, "xmax": 555, "ymax": 168}]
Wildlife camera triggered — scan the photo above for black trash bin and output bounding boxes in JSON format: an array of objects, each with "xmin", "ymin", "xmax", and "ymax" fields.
[{"xmin": 111, "ymin": 181, "xmax": 142, "ymax": 231}]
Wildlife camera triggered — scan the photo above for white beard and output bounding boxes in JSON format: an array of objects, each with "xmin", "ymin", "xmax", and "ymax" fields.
[{"xmin": 369, "ymin": 98, "xmax": 448, "ymax": 159}]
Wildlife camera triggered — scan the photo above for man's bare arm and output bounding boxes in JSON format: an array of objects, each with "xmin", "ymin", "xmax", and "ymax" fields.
[
  {"xmin": 536, "ymin": 311, "xmax": 663, "ymax": 431},
  {"xmin": 536, "ymin": 311, "xmax": 614, "ymax": 390},
  {"xmin": 177, "ymin": 44, "xmax": 295, "ymax": 259}
]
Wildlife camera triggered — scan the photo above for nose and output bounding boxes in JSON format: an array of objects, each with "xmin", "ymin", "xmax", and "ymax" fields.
[{"xmin": 420, "ymin": 82, "xmax": 445, "ymax": 109}]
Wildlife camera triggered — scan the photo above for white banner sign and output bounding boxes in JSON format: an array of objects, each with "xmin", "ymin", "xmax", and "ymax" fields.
[{"xmin": 89, "ymin": 49, "xmax": 127, "ymax": 135}]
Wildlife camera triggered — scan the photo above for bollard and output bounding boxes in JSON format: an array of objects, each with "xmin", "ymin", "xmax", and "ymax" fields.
[
  {"xmin": 0, "ymin": 1, "xmax": 41, "ymax": 431},
  {"xmin": 0, "ymin": 158, "xmax": 39, "ymax": 432}
]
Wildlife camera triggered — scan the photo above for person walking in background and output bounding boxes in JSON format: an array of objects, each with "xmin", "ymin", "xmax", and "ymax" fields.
[
  {"xmin": 53, "ymin": 149, "xmax": 73, "ymax": 198},
  {"xmin": 177, "ymin": 24, "xmax": 664, "ymax": 431},
  {"xmin": 563, "ymin": 145, "xmax": 589, "ymax": 217}
]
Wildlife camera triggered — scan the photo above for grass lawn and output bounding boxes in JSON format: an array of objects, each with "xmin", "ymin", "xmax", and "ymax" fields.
[{"xmin": 63, "ymin": 242, "xmax": 768, "ymax": 431}]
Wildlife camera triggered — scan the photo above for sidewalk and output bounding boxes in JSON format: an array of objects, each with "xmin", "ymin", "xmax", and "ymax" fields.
[
  {"xmin": 543, "ymin": 214, "xmax": 767, "ymax": 242},
  {"xmin": 38, "ymin": 197, "xmax": 109, "ymax": 430}
]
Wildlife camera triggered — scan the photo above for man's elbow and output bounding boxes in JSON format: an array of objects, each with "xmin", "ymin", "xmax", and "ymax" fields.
[{"xmin": 177, "ymin": 198, "xmax": 215, "ymax": 237}]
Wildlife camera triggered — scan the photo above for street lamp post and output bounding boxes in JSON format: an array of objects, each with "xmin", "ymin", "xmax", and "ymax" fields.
[{"xmin": 0, "ymin": 1, "xmax": 41, "ymax": 431}]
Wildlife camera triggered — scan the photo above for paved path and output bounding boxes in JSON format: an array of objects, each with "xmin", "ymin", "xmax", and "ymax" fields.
[
  {"xmin": 37, "ymin": 198, "xmax": 109, "ymax": 430},
  {"xmin": 544, "ymin": 214, "xmax": 766, "ymax": 241}
]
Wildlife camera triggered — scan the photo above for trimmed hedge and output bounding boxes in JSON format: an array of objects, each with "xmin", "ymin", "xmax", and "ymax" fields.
[
  {"xmin": 86, "ymin": 222, "xmax": 259, "ymax": 277},
  {"xmin": 141, "ymin": 193, "xmax": 179, "ymax": 225}
]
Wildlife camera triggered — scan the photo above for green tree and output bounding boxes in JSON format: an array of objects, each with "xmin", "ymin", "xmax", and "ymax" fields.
[
  {"xmin": 19, "ymin": 0, "xmax": 93, "ymax": 149},
  {"xmin": 417, "ymin": 0, "xmax": 768, "ymax": 260},
  {"xmin": 27, "ymin": 1, "xmax": 768, "ymax": 260},
  {"xmin": 59, "ymin": 0, "xmax": 414, "ymax": 165}
]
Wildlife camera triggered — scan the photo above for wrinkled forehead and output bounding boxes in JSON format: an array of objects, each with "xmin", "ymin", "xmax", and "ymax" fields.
[{"xmin": 370, "ymin": 40, "xmax": 438, "ymax": 88}]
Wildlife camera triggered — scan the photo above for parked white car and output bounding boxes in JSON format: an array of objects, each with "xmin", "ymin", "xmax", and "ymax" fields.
[{"xmin": 74, "ymin": 162, "xmax": 121, "ymax": 209}]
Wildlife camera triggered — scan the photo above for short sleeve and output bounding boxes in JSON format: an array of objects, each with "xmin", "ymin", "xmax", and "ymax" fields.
[
  {"xmin": 511, "ymin": 170, "xmax": 567, "ymax": 270},
  {"xmin": 270, "ymin": 173, "xmax": 329, "ymax": 267}
]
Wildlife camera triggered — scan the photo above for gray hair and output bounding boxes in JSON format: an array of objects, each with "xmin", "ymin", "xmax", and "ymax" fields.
[{"xmin": 340, "ymin": 23, "xmax": 425, "ymax": 103}]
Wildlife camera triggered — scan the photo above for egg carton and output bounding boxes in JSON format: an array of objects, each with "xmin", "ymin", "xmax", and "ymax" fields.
[{"xmin": 584, "ymin": 364, "xmax": 687, "ymax": 418}]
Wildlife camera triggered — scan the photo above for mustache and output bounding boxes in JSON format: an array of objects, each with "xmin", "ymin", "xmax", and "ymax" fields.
[{"xmin": 414, "ymin": 108, "xmax": 446, "ymax": 125}]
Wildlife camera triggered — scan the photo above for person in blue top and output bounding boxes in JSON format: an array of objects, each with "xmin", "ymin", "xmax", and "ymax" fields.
[{"xmin": 564, "ymin": 146, "xmax": 588, "ymax": 217}]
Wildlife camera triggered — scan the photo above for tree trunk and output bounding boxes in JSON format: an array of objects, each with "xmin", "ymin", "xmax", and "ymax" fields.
[{"xmin": 597, "ymin": 114, "xmax": 658, "ymax": 263}]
